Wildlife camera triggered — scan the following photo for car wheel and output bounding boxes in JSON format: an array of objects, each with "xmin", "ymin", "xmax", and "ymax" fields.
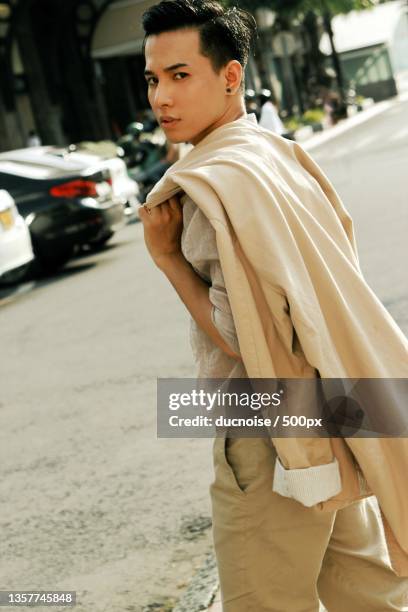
[
  {"xmin": 86, "ymin": 231, "xmax": 114, "ymax": 252},
  {"xmin": 32, "ymin": 240, "xmax": 75, "ymax": 274},
  {"xmin": 0, "ymin": 262, "xmax": 32, "ymax": 285}
]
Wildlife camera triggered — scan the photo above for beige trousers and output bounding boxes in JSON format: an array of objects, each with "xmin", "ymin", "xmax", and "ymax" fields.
[{"xmin": 210, "ymin": 435, "xmax": 408, "ymax": 612}]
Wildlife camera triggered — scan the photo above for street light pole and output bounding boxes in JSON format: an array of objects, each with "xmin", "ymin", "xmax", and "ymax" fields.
[
  {"xmin": 254, "ymin": 7, "xmax": 278, "ymax": 102},
  {"xmin": 322, "ymin": 9, "xmax": 347, "ymax": 111}
]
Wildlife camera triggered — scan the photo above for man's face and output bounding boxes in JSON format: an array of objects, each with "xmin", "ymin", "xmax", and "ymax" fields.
[{"xmin": 144, "ymin": 28, "xmax": 231, "ymax": 145}]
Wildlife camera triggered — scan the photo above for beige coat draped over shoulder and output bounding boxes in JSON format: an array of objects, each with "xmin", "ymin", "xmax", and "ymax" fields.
[{"xmin": 145, "ymin": 114, "xmax": 408, "ymax": 576}]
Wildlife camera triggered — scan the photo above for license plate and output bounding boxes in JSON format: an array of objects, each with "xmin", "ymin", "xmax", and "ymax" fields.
[{"xmin": 0, "ymin": 209, "xmax": 14, "ymax": 230}]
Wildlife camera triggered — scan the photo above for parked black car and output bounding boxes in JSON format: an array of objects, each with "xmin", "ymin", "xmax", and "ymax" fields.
[{"xmin": 0, "ymin": 148, "xmax": 125, "ymax": 271}]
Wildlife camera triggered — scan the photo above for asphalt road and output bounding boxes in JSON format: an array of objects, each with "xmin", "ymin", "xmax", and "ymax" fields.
[
  {"xmin": 0, "ymin": 228, "xmax": 214, "ymax": 612},
  {"xmin": 0, "ymin": 96, "xmax": 407, "ymax": 612},
  {"xmin": 307, "ymin": 94, "xmax": 408, "ymax": 336}
]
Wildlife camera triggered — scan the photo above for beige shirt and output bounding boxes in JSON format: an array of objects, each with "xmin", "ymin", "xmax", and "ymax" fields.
[{"xmin": 180, "ymin": 194, "xmax": 246, "ymax": 379}]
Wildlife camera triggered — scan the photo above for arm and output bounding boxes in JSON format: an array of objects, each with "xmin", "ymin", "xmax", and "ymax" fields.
[
  {"xmin": 139, "ymin": 197, "xmax": 241, "ymax": 361},
  {"xmin": 158, "ymin": 253, "xmax": 241, "ymax": 360}
]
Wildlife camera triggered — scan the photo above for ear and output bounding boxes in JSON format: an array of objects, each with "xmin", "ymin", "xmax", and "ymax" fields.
[{"xmin": 225, "ymin": 60, "xmax": 243, "ymax": 94}]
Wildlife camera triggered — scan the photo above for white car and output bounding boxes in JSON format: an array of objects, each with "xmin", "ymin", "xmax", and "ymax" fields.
[
  {"xmin": 84, "ymin": 155, "xmax": 141, "ymax": 222},
  {"xmin": 0, "ymin": 190, "xmax": 34, "ymax": 282}
]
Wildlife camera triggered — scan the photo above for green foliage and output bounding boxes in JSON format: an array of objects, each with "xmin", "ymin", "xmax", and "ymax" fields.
[
  {"xmin": 284, "ymin": 115, "xmax": 303, "ymax": 131},
  {"xmin": 302, "ymin": 107, "xmax": 325, "ymax": 124},
  {"xmin": 303, "ymin": 0, "xmax": 375, "ymax": 14},
  {"xmin": 284, "ymin": 107, "xmax": 325, "ymax": 131},
  {"xmin": 221, "ymin": 0, "xmax": 304, "ymax": 15},
  {"xmin": 223, "ymin": 0, "xmax": 376, "ymax": 16},
  {"xmin": 224, "ymin": 0, "xmax": 301, "ymax": 13}
]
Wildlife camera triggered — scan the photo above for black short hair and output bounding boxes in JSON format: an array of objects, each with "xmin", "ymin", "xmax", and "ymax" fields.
[{"xmin": 142, "ymin": 0, "xmax": 257, "ymax": 92}]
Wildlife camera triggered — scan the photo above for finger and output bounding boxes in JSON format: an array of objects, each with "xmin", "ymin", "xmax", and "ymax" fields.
[
  {"xmin": 138, "ymin": 206, "xmax": 147, "ymax": 221},
  {"xmin": 168, "ymin": 195, "xmax": 182, "ymax": 211},
  {"xmin": 168, "ymin": 197, "xmax": 183, "ymax": 220},
  {"xmin": 147, "ymin": 204, "xmax": 161, "ymax": 219},
  {"xmin": 159, "ymin": 202, "xmax": 170, "ymax": 218}
]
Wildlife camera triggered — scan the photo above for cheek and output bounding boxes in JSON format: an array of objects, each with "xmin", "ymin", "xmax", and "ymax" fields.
[
  {"xmin": 147, "ymin": 89, "xmax": 156, "ymax": 108},
  {"xmin": 186, "ymin": 79, "xmax": 222, "ymax": 110}
]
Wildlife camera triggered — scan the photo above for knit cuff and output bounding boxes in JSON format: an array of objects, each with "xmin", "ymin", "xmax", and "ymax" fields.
[{"xmin": 272, "ymin": 455, "xmax": 342, "ymax": 507}]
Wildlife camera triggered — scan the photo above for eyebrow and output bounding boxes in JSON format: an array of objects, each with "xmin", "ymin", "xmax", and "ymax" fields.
[{"xmin": 144, "ymin": 63, "xmax": 190, "ymax": 77}]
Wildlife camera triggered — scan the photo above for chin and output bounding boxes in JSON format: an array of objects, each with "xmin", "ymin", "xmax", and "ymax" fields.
[{"xmin": 166, "ymin": 134, "xmax": 185, "ymax": 144}]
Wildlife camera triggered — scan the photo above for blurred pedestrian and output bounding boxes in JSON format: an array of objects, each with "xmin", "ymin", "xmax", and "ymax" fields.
[
  {"xmin": 244, "ymin": 88, "xmax": 260, "ymax": 121},
  {"xmin": 323, "ymin": 90, "xmax": 342, "ymax": 126},
  {"xmin": 258, "ymin": 88, "xmax": 285, "ymax": 135},
  {"xmin": 26, "ymin": 129, "xmax": 41, "ymax": 147}
]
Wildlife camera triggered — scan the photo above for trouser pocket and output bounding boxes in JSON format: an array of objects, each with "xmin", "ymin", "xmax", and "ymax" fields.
[{"xmin": 213, "ymin": 435, "xmax": 277, "ymax": 497}]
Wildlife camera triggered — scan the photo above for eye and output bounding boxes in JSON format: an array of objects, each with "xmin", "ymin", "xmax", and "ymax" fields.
[
  {"xmin": 174, "ymin": 72, "xmax": 189, "ymax": 80},
  {"xmin": 146, "ymin": 76, "xmax": 158, "ymax": 86}
]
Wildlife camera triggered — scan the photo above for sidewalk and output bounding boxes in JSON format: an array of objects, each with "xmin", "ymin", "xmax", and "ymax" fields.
[
  {"xmin": 300, "ymin": 87, "xmax": 408, "ymax": 152},
  {"xmin": 207, "ymin": 592, "xmax": 327, "ymax": 611},
  {"xmin": 207, "ymin": 590, "xmax": 222, "ymax": 611}
]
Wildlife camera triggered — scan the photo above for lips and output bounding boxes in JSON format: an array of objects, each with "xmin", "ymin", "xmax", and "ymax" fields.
[{"xmin": 160, "ymin": 118, "xmax": 180, "ymax": 126}]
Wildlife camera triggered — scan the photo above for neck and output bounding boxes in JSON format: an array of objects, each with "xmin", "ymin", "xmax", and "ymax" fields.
[{"xmin": 189, "ymin": 102, "xmax": 247, "ymax": 146}]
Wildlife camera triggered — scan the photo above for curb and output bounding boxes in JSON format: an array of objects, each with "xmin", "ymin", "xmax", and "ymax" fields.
[
  {"xmin": 171, "ymin": 553, "xmax": 219, "ymax": 612},
  {"xmin": 301, "ymin": 90, "xmax": 408, "ymax": 152}
]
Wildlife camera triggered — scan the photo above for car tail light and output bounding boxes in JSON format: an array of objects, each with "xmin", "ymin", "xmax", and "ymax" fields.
[
  {"xmin": 50, "ymin": 179, "xmax": 98, "ymax": 198},
  {"xmin": 0, "ymin": 207, "xmax": 16, "ymax": 231}
]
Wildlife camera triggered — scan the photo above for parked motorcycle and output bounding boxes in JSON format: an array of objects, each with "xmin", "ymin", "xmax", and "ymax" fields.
[{"xmin": 118, "ymin": 121, "xmax": 170, "ymax": 204}]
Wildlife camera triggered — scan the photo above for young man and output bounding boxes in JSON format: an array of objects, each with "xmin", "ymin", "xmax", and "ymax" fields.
[{"xmin": 139, "ymin": 1, "xmax": 408, "ymax": 610}]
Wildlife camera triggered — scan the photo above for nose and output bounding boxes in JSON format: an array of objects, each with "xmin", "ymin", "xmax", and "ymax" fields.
[{"xmin": 152, "ymin": 82, "xmax": 174, "ymax": 109}]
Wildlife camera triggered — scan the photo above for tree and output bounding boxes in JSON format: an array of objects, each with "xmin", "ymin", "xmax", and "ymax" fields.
[
  {"xmin": 304, "ymin": 1, "xmax": 376, "ymax": 106},
  {"xmin": 222, "ymin": 0, "xmax": 375, "ymax": 22},
  {"xmin": 223, "ymin": 0, "xmax": 376, "ymax": 110},
  {"xmin": 219, "ymin": 0, "xmax": 305, "ymax": 95}
]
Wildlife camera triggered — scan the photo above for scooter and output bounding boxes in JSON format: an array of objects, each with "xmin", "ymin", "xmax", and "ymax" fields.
[{"xmin": 118, "ymin": 121, "xmax": 169, "ymax": 203}]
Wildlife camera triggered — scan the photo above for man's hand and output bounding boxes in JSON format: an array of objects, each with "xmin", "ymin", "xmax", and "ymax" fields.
[
  {"xmin": 139, "ymin": 194, "xmax": 241, "ymax": 362},
  {"xmin": 139, "ymin": 195, "xmax": 184, "ymax": 268}
]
